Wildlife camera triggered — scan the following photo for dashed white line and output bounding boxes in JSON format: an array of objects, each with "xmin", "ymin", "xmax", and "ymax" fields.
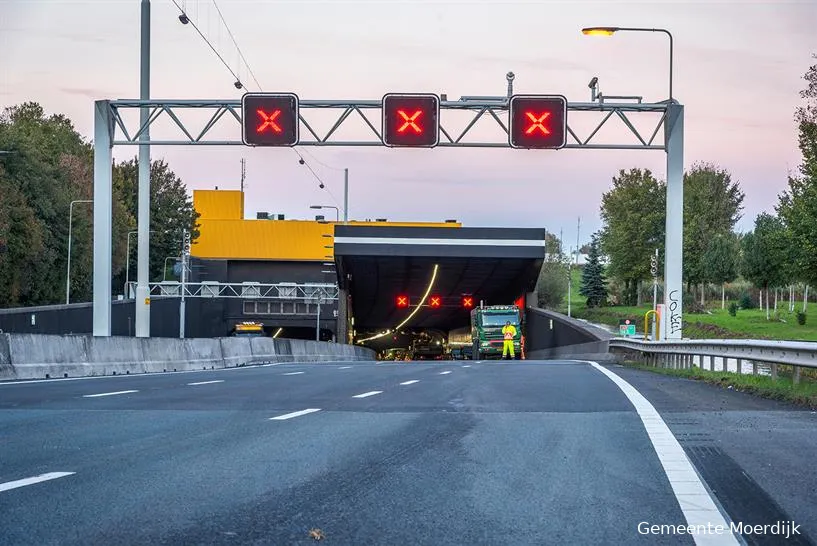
[
  {"xmin": 0, "ymin": 472, "xmax": 75, "ymax": 493},
  {"xmin": 587, "ymin": 361, "xmax": 739, "ymax": 546},
  {"xmin": 352, "ymin": 390, "xmax": 383, "ymax": 398},
  {"xmin": 187, "ymin": 380, "xmax": 224, "ymax": 386},
  {"xmin": 400, "ymin": 380, "xmax": 420, "ymax": 386},
  {"xmin": 282, "ymin": 372, "xmax": 305, "ymax": 376},
  {"xmin": 269, "ymin": 408, "xmax": 322, "ymax": 420},
  {"xmin": 438, "ymin": 371, "xmax": 452, "ymax": 375},
  {"xmin": 462, "ymin": 365, "xmax": 471, "ymax": 368},
  {"xmin": 82, "ymin": 390, "xmax": 138, "ymax": 398},
  {"xmin": 338, "ymin": 366, "xmax": 352, "ymax": 370}
]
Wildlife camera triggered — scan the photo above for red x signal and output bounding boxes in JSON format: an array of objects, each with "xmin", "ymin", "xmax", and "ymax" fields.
[
  {"xmin": 429, "ymin": 296, "xmax": 442, "ymax": 308},
  {"xmin": 397, "ymin": 110, "xmax": 423, "ymax": 134},
  {"xmin": 462, "ymin": 296, "xmax": 474, "ymax": 309},
  {"xmin": 525, "ymin": 111, "xmax": 551, "ymax": 135},
  {"xmin": 396, "ymin": 295, "xmax": 409, "ymax": 308},
  {"xmin": 257, "ymin": 109, "xmax": 282, "ymax": 134}
]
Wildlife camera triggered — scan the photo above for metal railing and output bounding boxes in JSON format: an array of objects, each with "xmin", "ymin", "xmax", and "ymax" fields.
[
  {"xmin": 125, "ymin": 281, "xmax": 340, "ymax": 301},
  {"xmin": 609, "ymin": 338, "xmax": 817, "ymax": 384}
]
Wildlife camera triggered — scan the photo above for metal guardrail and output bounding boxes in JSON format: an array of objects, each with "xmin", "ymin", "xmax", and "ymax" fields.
[{"xmin": 608, "ymin": 337, "xmax": 817, "ymax": 383}]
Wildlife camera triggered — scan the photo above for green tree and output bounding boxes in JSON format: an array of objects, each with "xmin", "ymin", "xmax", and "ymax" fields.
[
  {"xmin": 599, "ymin": 168, "xmax": 665, "ymax": 305},
  {"xmin": 741, "ymin": 214, "xmax": 787, "ymax": 320},
  {"xmin": 113, "ymin": 158, "xmax": 200, "ymax": 291},
  {"xmin": 579, "ymin": 233, "xmax": 607, "ymax": 308},
  {"xmin": 683, "ymin": 163, "xmax": 745, "ymax": 304},
  {"xmin": 701, "ymin": 232, "xmax": 740, "ymax": 309}
]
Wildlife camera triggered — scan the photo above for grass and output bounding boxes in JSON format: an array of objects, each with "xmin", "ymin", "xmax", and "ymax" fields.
[
  {"xmin": 621, "ymin": 360, "xmax": 817, "ymax": 409},
  {"xmin": 559, "ymin": 269, "xmax": 817, "ymax": 341}
]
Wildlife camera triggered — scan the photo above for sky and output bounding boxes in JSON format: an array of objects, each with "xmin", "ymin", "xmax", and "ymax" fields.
[{"xmin": 1, "ymin": 0, "xmax": 815, "ymax": 247}]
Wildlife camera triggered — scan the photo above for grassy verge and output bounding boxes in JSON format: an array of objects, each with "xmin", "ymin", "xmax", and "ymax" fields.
[{"xmin": 622, "ymin": 361, "xmax": 817, "ymax": 409}]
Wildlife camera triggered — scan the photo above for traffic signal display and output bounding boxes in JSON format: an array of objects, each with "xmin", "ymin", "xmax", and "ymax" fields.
[
  {"xmin": 428, "ymin": 295, "xmax": 442, "ymax": 308},
  {"xmin": 396, "ymin": 295, "xmax": 409, "ymax": 308},
  {"xmin": 462, "ymin": 296, "xmax": 474, "ymax": 309},
  {"xmin": 508, "ymin": 94, "xmax": 567, "ymax": 149},
  {"xmin": 382, "ymin": 93, "xmax": 440, "ymax": 148},
  {"xmin": 241, "ymin": 93, "xmax": 299, "ymax": 146}
]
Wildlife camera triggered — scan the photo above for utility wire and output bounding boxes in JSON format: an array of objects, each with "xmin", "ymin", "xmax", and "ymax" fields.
[{"xmin": 211, "ymin": 0, "xmax": 263, "ymax": 91}]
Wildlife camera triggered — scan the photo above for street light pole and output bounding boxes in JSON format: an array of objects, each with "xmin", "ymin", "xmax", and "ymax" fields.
[
  {"xmin": 125, "ymin": 229, "xmax": 156, "ymax": 298},
  {"xmin": 310, "ymin": 205, "xmax": 339, "ymax": 222},
  {"xmin": 343, "ymin": 168, "xmax": 349, "ymax": 224},
  {"xmin": 66, "ymin": 200, "xmax": 93, "ymax": 304},
  {"xmin": 135, "ymin": 0, "xmax": 152, "ymax": 337},
  {"xmin": 316, "ymin": 295, "xmax": 321, "ymax": 341}
]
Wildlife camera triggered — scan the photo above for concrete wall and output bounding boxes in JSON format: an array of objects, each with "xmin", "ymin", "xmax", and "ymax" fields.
[
  {"xmin": 525, "ymin": 307, "xmax": 615, "ymax": 362},
  {"xmin": 0, "ymin": 333, "xmax": 375, "ymax": 381}
]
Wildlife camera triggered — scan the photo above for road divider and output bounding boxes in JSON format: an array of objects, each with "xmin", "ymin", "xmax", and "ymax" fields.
[
  {"xmin": 0, "ymin": 333, "xmax": 375, "ymax": 381},
  {"xmin": 0, "ymin": 472, "xmax": 75, "ymax": 493}
]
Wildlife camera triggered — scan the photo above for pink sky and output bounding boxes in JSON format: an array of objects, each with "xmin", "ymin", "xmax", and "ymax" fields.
[{"xmin": 2, "ymin": 0, "xmax": 814, "ymax": 247}]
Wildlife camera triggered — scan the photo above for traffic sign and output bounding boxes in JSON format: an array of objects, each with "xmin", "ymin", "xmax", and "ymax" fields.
[
  {"xmin": 619, "ymin": 319, "xmax": 636, "ymax": 336},
  {"xmin": 428, "ymin": 295, "xmax": 442, "ymax": 308},
  {"xmin": 382, "ymin": 93, "xmax": 440, "ymax": 147},
  {"xmin": 508, "ymin": 94, "xmax": 567, "ymax": 149},
  {"xmin": 462, "ymin": 296, "xmax": 474, "ymax": 309},
  {"xmin": 241, "ymin": 93, "xmax": 299, "ymax": 146},
  {"xmin": 396, "ymin": 295, "xmax": 409, "ymax": 308}
]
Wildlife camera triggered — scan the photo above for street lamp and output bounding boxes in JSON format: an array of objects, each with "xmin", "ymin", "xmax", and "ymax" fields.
[
  {"xmin": 310, "ymin": 205, "xmax": 339, "ymax": 222},
  {"xmin": 125, "ymin": 229, "xmax": 156, "ymax": 297},
  {"xmin": 581, "ymin": 26, "xmax": 673, "ymax": 101},
  {"xmin": 66, "ymin": 200, "xmax": 93, "ymax": 304}
]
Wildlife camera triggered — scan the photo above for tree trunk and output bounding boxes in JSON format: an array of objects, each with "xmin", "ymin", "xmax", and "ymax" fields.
[
  {"xmin": 790, "ymin": 285, "xmax": 795, "ymax": 313},
  {"xmin": 700, "ymin": 282, "xmax": 705, "ymax": 307},
  {"xmin": 759, "ymin": 289, "xmax": 763, "ymax": 315},
  {"xmin": 721, "ymin": 284, "xmax": 725, "ymax": 310},
  {"xmin": 804, "ymin": 285, "xmax": 810, "ymax": 313},
  {"xmin": 765, "ymin": 286, "xmax": 770, "ymax": 320},
  {"xmin": 774, "ymin": 289, "xmax": 778, "ymax": 314},
  {"xmin": 636, "ymin": 279, "xmax": 643, "ymax": 307}
]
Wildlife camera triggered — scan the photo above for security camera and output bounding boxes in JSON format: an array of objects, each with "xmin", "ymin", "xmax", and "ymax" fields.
[
  {"xmin": 588, "ymin": 77, "xmax": 598, "ymax": 89},
  {"xmin": 298, "ymin": 158, "xmax": 305, "ymax": 165},
  {"xmin": 506, "ymin": 71, "xmax": 515, "ymax": 82},
  {"xmin": 319, "ymin": 183, "xmax": 325, "ymax": 189},
  {"xmin": 178, "ymin": 13, "xmax": 189, "ymax": 24},
  {"xmin": 234, "ymin": 81, "xmax": 243, "ymax": 90}
]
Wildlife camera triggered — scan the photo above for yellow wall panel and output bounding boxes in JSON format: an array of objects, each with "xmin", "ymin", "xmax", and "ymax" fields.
[{"xmin": 193, "ymin": 190, "xmax": 243, "ymax": 220}]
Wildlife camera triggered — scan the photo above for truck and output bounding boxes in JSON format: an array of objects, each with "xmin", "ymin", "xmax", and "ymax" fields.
[
  {"xmin": 231, "ymin": 322, "xmax": 265, "ymax": 337},
  {"xmin": 470, "ymin": 305, "xmax": 523, "ymax": 360}
]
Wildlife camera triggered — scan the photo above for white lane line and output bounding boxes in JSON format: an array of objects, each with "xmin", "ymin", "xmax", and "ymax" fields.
[
  {"xmin": 187, "ymin": 380, "xmax": 224, "ymax": 386},
  {"xmin": 269, "ymin": 408, "xmax": 322, "ymax": 421},
  {"xmin": 400, "ymin": 380, "xmax": 420, "ymax": 386},
  {"xmin": 352, "ymin": 390, "xmax": 383, "ymax": 398},
  {"xmin": 462, "ymin": 365, "xmax": 471, "ymax": 368},
  {"xmin": 0, "ymin": 472, "xmax": 75, "ymax": 493},
  {"xmin": 587, "ymin": 361, "xmax": 739, "ymax": 546},
  {"xmin": 438, "ymin": 371, "xmax": 452, "ymax": 375},
  {"xmin": 282, "ymin": 372, "xmax": 305, "ymax": 376},
  {"xmin": 82, "ymin": 390, "xmax": 138, "ymax": 398},
  {"xmin": 338, "ymin": 366, "xmax": 352, "ymax": 370}
]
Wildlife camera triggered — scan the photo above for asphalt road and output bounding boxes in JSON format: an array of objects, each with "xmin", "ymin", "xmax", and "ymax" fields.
[{"xmin": 0, "ymin": 360, "xmax": 814, "ymax": 546}]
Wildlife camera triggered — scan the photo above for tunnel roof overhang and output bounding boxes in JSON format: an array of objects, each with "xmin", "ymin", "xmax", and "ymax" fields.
[{"xmin": 333, "ymin": 225, "xmax": 546, "ymax": 334}]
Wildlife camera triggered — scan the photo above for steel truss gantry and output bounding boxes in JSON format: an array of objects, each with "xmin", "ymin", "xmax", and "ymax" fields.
[
  {"xmin": 93, "ymin": 96, "xmax": 685, "ymax": 340},
  {"xmin": 103, "ymin": 98, "xmax": 669, "ymax": 150},
  {"xmin": 146, "ymin": 281, "xmax": 339, "ymax": 301}
]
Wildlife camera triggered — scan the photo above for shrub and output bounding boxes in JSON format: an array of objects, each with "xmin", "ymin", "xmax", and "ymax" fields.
[
  {"xmin": 728, "ymin": 303, "xmax": 738, "ymax": 317},
  {"xmin": 797, "ymin": 311, "xmax": 807, "ymax": 325},
  {"xmin": 739, "ymin": 292, "xmax": 755, "ymax": 309}
]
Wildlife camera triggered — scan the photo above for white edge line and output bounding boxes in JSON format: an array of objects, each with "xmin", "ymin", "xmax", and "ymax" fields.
[
  {"xmin": 585, "ymin": 361, "xmax": 740, "ymax": 546},
  {"xmin": 187, "ymin": 380, "xmax": 224, "ymax": 386},
  {"xmin": 82, "ymin": 390, "xmax": 139, "ymax": 398},
  {"xmin": 0, "ymin": 472, "xmax": 76, "ymax": 493},
  {"xmin": 352, "ymin": 390, "xmax": 383, "ymax": 398},
  {"xmin": 269, "ymin": 408, "xmax": 322, "ymax": 420}
]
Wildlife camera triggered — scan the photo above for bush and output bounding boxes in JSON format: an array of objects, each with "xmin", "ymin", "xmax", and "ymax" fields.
[
  {"xmin": 739, "ymin": 292, "xmax": 755, "ymax": 309},
  {"xmin": 728, "ymin": 303, "xmax": 738, "ymax": 317},
  {"xmin": 797, "ymin": 311, "xmax": 807, "ymax": 325}
]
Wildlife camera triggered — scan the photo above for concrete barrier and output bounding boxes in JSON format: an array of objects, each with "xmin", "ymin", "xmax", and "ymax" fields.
[{"xmin": 0, "ymin": 334, "xmax": 375, "ymax": 381}]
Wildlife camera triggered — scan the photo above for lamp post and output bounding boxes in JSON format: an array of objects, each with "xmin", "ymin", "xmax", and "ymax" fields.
[
  {"xmin": 66, "ymin": 200, "xmax": 93, "ymax": 304},
  {"xmin": 310, "ymin": 205, "xmax": 340, "ymax": 222},
  {"xmin": 582, "ymin": 25, "xmax": 684, "ymax": 339},
  {"xmin": 581, "ymin": 26, "xmax": 673, "ymax": 101}
]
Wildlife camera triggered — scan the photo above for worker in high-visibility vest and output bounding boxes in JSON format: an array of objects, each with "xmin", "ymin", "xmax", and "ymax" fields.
[{"xmin": 502, "ymin": 321, "xmax": 517, "ymax": 360}]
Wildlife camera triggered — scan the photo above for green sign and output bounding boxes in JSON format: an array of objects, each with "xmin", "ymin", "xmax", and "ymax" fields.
[{"xmin": 619, "ymin": 319, "xmax": 636, "ymax": 336}]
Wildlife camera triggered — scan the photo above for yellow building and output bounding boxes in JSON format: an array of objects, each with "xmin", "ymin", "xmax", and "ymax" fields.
[{"xmin": 191, "ymin": 189, "xmax": 461, "ymax": 261}]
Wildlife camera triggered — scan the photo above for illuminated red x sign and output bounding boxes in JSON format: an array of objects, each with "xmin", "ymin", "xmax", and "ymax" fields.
[
  {"xmin": 396, "ymin": 295, "xmax": 409, "ymax": 308},
  {"xmin": 429, "ymin": 296, "xmax": 442, "ymax": 308},
  {"xmin": 462, "ymin": 296, "xmax": 474, "ymax": 308},
  {"xmin": 397, "ymin": 110, "xmax": 423, "ymax": 133},
  {"xmin": 257, "ymin": 109, "xmax": 282, "ymax": 134},
  {"xmin": 525, "ymin": 111, "xmax": 551, "ymax": 135}
]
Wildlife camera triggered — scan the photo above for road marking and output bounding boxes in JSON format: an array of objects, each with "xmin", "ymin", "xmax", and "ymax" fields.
[
  {"xmin": 587, "ymin": 361, "xmax": 739, "ymax": 545},
  {"xmin": 399, "ymin": 380, "xmax": 420, "ymax": 386},
  {"xmin": 83, "ymin": 390, "xmax": 138, "ymax": 398},
  {"xmin": 438, "ymin": 371, "xmax": 452, "ymax": 375},
  {"xmin": 187, "ymin": 380, "xmax": 224, "ymax": 386},
  {"xmin": 338, "ymin": 366, "xmax": 352, "ymax": 370},
  {"xmin": 462, "ymin": 365, "xmax": 471, "ymax": 368},
  {"xmin": 0, "ymin": 472, "xmax": 75, "ymax": 493},
  {"xmin": 269, "ymin": 408, "xmax": 322, "ymax": 421},
  {"xmin": 283, "ymin": 372, "xmax": 305, "ymax": 376},
  {"xmin": 352, "ymin": 390, "xmax": 383, "ymax": 398}
]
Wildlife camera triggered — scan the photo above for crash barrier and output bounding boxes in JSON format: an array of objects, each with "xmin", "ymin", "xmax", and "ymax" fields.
[
  {"xmin": 0, "ymin": 333, "xmax": 375, "ymax": 381},
  {"xmin": 524, "ymin": 307, "xmax": 616, "ymax": 361},
  {"xmin": 609, "ymin": 337, "xmax": 817, "ymax": 384}
]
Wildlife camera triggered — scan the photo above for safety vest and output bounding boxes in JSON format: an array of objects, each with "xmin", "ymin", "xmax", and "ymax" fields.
[{"xmin": 502, "ymin": 325, "xmax": 516, "ymax": 340}]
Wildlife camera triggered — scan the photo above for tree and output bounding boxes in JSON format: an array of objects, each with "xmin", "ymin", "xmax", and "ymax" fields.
[
  {"xmin": 683, "ymin": 163, "xmax": 745, "ymax": 304},
  {"xmin": 579, "ymin": 233, "xmax": 607, "ymax": 307},
  {"xmin": 113, "ymin": 158, "xmax": 200, "ymax": 291},
  {"xmin": 599, "ymin": 168, "xmax": 665, "ymax": 305},
  {"xmin": 741, "ymin": 214, "xmax": 788, "ymax": 320},
  {"xmin": 701, "ymin": 232, "xmax": 740, "ymax": 309}
]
